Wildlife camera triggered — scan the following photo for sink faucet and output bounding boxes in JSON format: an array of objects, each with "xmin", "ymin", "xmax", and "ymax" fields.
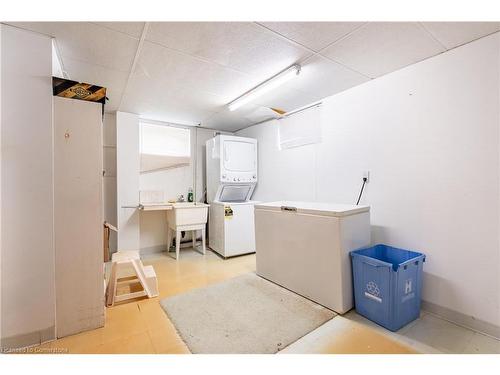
[{"xmin": 178, "ymin": 194, "xmax": 185, "ymax": 202}]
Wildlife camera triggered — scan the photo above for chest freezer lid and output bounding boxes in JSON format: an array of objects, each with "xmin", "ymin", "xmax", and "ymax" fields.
[{"xmin": 254, "ymin": 201, "xmax": 370, "ymax": 217}]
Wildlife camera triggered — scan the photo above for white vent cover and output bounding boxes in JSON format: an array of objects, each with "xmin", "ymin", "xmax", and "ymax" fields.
[{"xmin": 278, "ymin": 105, "xmax": 321, "ymax": 149}]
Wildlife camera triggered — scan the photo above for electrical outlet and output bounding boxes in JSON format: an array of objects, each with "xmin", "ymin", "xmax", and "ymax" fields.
[{"xmin": 363, "ymin": 171, "xmax": 370, "ymax": 183}]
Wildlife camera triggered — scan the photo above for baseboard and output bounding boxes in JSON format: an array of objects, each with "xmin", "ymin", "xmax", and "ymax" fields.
[
  {"xmin": 140, "ymin": 240, "xmax": 203, "ymax": 256},
  {"xmin": 139, "ymin": 245, "xmax": 167, "ymax": 255},
  {"xmin": 422, "ymin": 300, "xmax": 500, "ymax": 339},
  {"xmin": 1, "ymin": 325, "xmax": 56, "ymax": 352}
]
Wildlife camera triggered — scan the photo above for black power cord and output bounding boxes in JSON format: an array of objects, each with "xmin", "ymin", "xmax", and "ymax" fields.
[{"xmin": 356, "ymin": 177, "xmax": 368, "ymax": 205}]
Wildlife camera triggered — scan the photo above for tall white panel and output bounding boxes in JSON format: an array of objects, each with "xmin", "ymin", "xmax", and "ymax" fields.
[
  {"xmin": 103, "ymin": 113, "xmax": 117, "ymax": 253},
  {"xmin": 116, "ymin": 111, "xmax": 140, "ymax": 251},
  {"xmin": 54, "ymin": 97, "xmax": 104, "ymax": 338},
  {"xmin": 0, "ymin": 25, "xmax": 55, "ymax": 348}
]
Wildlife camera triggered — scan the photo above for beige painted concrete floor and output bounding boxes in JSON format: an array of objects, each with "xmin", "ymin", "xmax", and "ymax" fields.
[{"xmin": 36, "ymin": 249, "xmax": 499, "ymax": 354}]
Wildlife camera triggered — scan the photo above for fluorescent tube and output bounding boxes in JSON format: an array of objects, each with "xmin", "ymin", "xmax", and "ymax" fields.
[{"xmin": 228, "ymin": 64, "xmax": 301, "ymax": 111}]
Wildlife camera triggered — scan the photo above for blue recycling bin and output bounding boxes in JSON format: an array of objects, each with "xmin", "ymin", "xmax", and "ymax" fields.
[{"xmin": 350, "ymin": 244, "xmax": 426, "ymax": 332}]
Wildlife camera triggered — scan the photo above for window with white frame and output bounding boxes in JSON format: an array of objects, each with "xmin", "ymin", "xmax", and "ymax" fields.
[{"xmin": 140, "ymin": 122, "xmax": 191, "ymax": 173}]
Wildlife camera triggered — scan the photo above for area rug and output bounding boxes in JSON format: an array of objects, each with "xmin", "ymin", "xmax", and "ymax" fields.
[{"xmin": 160, "ymin": 273, "xmax": 336, "ymax": 354}]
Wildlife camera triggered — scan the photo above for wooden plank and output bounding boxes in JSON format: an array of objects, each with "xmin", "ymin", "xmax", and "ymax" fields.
[{"xmin": 115, "ymin": 291, "xmax": 147, "ymax": 302}]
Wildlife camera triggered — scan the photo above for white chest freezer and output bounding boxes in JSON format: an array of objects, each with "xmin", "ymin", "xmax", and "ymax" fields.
[{"xmin": 255, "ymin": 201, "xmax": 371, "ymax": 314}]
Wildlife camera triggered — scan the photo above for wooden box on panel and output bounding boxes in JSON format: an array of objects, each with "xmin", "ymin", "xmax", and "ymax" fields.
[{"xmin": 54, "ymin": 97, "xmax": 105, "ymax": 338}]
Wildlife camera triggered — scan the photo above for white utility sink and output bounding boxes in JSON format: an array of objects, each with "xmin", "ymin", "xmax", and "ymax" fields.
[
  {"xmin": 166, "ymin": 202, "xmax": 209, "ymax": 260},
  {"xmin": 167, "ymin": 202, "xmax": 209, "ymax": 227}
]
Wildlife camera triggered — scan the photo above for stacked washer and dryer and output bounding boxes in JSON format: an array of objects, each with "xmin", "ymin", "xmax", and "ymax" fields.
[{"xmin": 205, "ymin": 135, "xmax": 259, "ymax": 258}]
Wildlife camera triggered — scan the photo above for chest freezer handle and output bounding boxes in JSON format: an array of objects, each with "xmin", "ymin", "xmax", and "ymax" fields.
[{"xmin": 281, "ymin": 206, "xmax": 297, "ymax": 212}]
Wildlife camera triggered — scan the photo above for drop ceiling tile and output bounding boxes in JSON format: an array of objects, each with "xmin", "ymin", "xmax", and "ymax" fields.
[
  {"xmin": 120, "ymin": 39, "xmax": 284, "ymax": 126},
  {"xmin": 251, "ymin": 85, "xmax": 319, "ymax": 113},
  {"xmin": 146, "ymin": 22, "xmax": 311, "ymax": 79},
  {"xmin": 11, "ymin": 22, "xmax": 139, "ymax": 72},
  {"xmin": 259, "ymin": 22, "xmax": 366, "ymax": 52},
  {"xmin": 8, "ymin": 22, "xmax": 60, "ymax": 37},
  {"xmin": 62, "ymin": 57, "xmax": 129, "ymax": 111},
  {"xmin": 252, "ymin": 55, "xmax": 369, "ymax": 111},
  {"xmin": 134, "ymin": 41, "xmax": 256, "ymax": 102},
  {"xmin": 122, "ymin": 72, "xmax": 227, "ymax": 115},
  {"xmin": 421, "ymin": 22, "xmax": 500, "ymax": 49},
  {"xmin": 91, "ymin": 22, "xmax": 145, "ymax": 38},
  {"xmin": 120, "ymin": 92, "xmax": 217, "ymax": 126},
  {"xmin": 201, "ymin": 109, "xmax": 258, "ymax": 132},
  {"xmin": 121, "ymin": 44, "xmax": 231, "ymax": 125},
  {"xmin": 321, "ymin": 22, "xmax": 446, "ymax": 78},
  {"xmin": 297, "ymin": 55, "xmax": 370, "ymax": 97}
]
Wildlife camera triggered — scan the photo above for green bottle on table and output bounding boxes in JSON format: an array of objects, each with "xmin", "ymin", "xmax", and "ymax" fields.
[{"xmin": 187, "ymin": 187, "xmax": 194, "ymax": 202}]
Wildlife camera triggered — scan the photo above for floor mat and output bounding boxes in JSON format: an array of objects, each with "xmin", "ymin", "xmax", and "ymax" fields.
[{"xmin": 160, "ymin": 273, "xmax": 336, "ymax": 354}]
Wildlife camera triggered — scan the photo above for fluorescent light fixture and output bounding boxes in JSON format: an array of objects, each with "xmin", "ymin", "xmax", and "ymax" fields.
[{"xmin": 228, "ymin": 64, "xmax": 301, "ymax": 111}]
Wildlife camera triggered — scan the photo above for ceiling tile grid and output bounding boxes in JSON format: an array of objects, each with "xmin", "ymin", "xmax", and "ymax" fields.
[
  {"xmin": 6, "ymin": 21, "xmax": 500, "ymax": 131},
  {"xmin": 62, "ymin": 57, "xmax": 129, "ymax": 111},
  {"xmin": 10, "ymin": 21, "xmax": 140, "ymax": 113},
  {"xmin": 258, "ymin": 21, "xmax": 366, "ymax": 52},
  {"xmin": 120, "ymin": 93, "xmax": 217, "ymax": 126},
  {"xmin": 91, "ymin": 22, "xmax": 145, "ymax": 39},
  {"xmin": 146, "ymin": 22, "xmax": 312, "ymax": 79},
  {"xmin": 320, "ymin": 22, "xmax": 446, "ymax": 78},
  {"xmin": 122, "ymin": 40, "xmax": 255, "ymax": 107},
  {"xmin": 13, "ymin": 22, "xmax": 139, "ymax": 72},
  {"xmin": 201, "ymin": 104, "xmax": 267, "ymax": 132},
  {"xmin": 420, "ymin": 22, "xmax": 500, "ymax": 50}
]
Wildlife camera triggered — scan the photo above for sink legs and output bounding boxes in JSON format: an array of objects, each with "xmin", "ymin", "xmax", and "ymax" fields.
[
  {"xmin": 176, "ymin": 230, "xmax": 181, "ymax": 260},
  {"xmin": 192, "ymin": 229, "xmax": 206, "ymax": 255},
  {"xmin": 201, "ymin": 228, "xmax": 206, "ymax": 255},
  {"xmin": 167, "ymin": 226, "xmax": 207, "ymax": 259},
  {"xmin": 166, "ymin": 227, "xmax": 173, "ymax": 252}
]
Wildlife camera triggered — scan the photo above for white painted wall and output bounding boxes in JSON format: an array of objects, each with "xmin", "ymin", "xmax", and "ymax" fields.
[
  {"xmin": 139, "ymin": 127, "xmax": 218, "ymax": 252},
  {"xmin": 103, "ymin": 112, "xmax": 117, "ymax": 253},
  {"xmin": 116, "ymin": 111, "xmax": 140, "ymax": 252},
  {"xmin": 0, "ymin": 23, "xmax": 3, "ymax": 347},
  {"xmin": 0, "ymin": 25, "xmax": 55, "ymax": 347},
  {"xmin": 112, "ymin": 114, "xmax": 222, "ymax": 253},
  {"xmin": 140, "ymin": 159, "xmax": 193, "ymax": 203},
  {"xmin": 237, "ymin": 33, "xmax": 500, "ymax": 328}
]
